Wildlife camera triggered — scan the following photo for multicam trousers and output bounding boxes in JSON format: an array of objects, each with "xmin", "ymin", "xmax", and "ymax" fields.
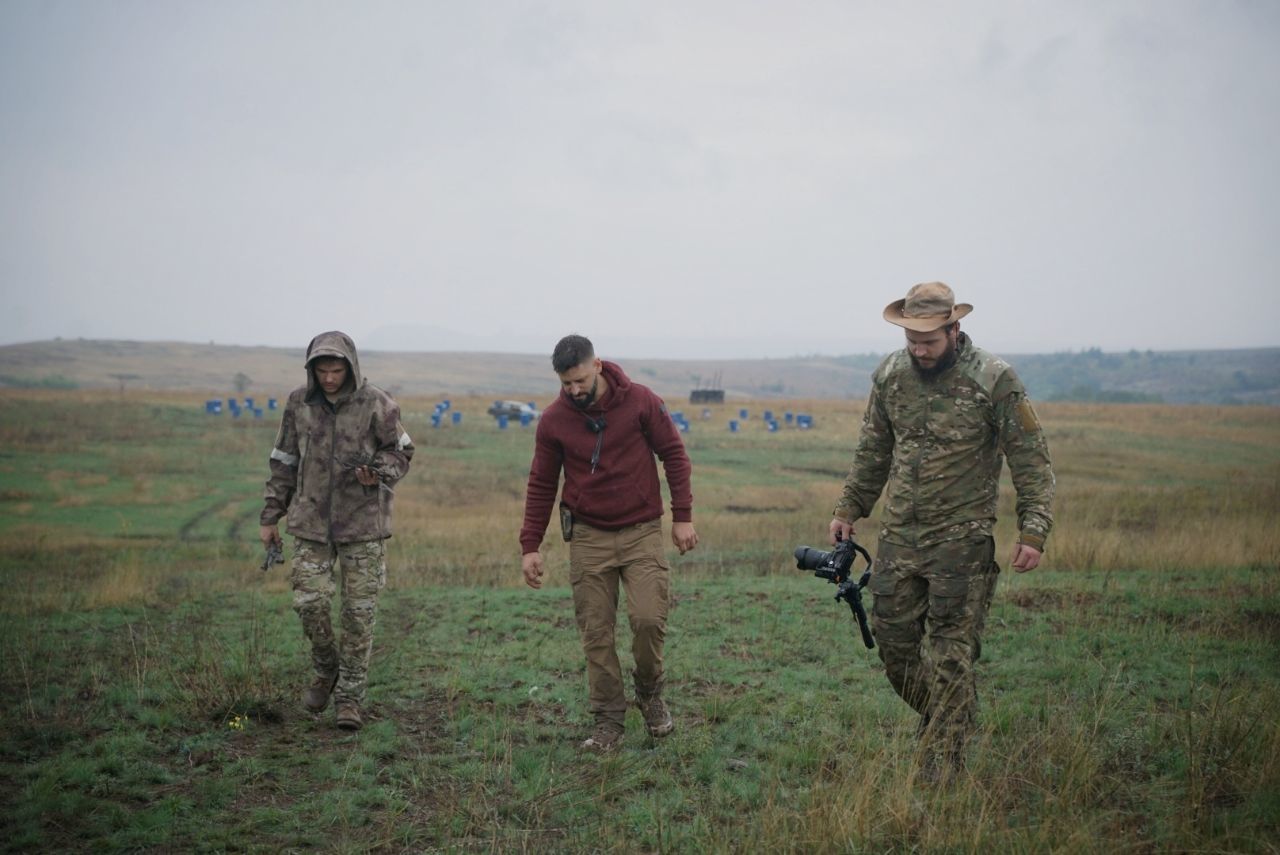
[
  {"xmin": 569, "ymin": 518, "xmax": 671, "ymax": 728},
  {"xmin": 868, "ymin": 536, "xmax": 999, "ymax": 751},
  {"xmin": 290, "ymin": 537, "xmax": 387, "ymax": 706}
]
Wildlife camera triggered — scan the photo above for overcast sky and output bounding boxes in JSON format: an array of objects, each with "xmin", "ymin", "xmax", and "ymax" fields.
[{"xmin": 1, "ymin": 1, "xmax": 1277, "ymax": 359}]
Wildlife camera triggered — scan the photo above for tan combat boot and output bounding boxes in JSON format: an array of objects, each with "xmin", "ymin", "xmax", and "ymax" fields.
[
  {"xmin": 335, "ymin": 699, "xmax": 363, "ymax": 731},
  {"xmin": 636, "ymin": 693, "xmax": 674, "ymax": 738},
  {"xmin": 579, "ymin": 721, "xmax": 624, "ymax": 753},
  {"xmin": 302, "ymin": 672, "xmax": 338, "ymax": 713}
]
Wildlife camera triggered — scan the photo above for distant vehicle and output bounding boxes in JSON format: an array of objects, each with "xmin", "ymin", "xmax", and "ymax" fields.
[{"xmin": 487, "ymin": 400, "xmax": 539, "ymax": 420}]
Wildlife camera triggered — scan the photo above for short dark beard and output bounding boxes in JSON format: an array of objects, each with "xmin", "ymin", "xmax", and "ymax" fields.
[
  {"xmin": 910, "ymin": 340, "xmax": 958, "ymax": 379},
  {"xmin": 569, "ymin": 377, "xmax": 599, "ymax": 410}
]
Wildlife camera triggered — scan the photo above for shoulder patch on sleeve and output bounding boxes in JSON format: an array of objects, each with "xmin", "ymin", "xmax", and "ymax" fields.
[{"xmin": 1017, "ymin": 399, "xmax": 1041, "ymax": 433}]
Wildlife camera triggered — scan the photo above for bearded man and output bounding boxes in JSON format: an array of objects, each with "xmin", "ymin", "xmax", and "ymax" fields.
[
  {"xmin": 827, "ymin": 282, "xmax": 1055, "ymax": 780},
  {"xmin": 520, "ymin": 334, "xmax": 697, "ymax": 753}
]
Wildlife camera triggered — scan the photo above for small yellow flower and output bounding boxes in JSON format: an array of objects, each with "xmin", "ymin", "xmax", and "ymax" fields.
[{"xmin": 228, "ymin": 714, "xmax": 248, "ymax": 731}]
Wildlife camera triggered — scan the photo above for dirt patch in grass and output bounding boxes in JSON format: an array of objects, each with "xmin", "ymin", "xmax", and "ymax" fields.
[
  {"xmin": 394, "ymin": 687, "xmax": 454, "ymax": 745},
  {"xmin": 723, "ymin": 505, "xmax": 801, "ymax": 514},
  {"xmin": 1240, "ymin": 608, "xmax": 1280, "ymax": 644},
  {"xmin": 1148, "ymin": 606, "xmax": 1280, "ymax": 644},
  {"xmin": 1005, "ymin": 589, "xmax": 1104, "ymax": 612},
  {"xmin": 782, "ymin": 466, "xmax": 847, "ymax": 479}
]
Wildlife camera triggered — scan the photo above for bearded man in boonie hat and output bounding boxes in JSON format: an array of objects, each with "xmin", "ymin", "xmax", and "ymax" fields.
[
  {"xmin": 882, "ymin": 281, "xmax": 973, "ymax": 376},
  {"xmin": 824, "ymin": 281, "xmax": 1055, "ymax": 782}
]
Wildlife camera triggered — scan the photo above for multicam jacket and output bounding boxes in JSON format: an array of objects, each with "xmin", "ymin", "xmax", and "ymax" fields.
[
  {"xmin": 834, "ymin": 333, "xmax": 1054, "ymax": 550},
  {"xmin": 261, "ymin": 331, "xmax": 414, "ymax": 544}
]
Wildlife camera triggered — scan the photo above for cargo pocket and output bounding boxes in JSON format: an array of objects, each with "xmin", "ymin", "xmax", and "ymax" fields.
[
  {"xmin": 929, "ymin": 575, "xmax": 973, "ymax": 622},
  {"xmin": 868, "ymin": 567, "xmax": 898, "ymax": 618}
]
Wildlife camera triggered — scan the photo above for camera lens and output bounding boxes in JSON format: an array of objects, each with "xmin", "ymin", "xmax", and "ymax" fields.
[{"xmin": 794, "ymin": 546, "xmax": 831, "ymax": 571}]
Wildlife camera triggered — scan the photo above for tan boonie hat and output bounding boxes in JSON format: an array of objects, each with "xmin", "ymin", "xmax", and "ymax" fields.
[{"xmin": 883, "ymin": 281, "xmax": 973, "ymax": 332}]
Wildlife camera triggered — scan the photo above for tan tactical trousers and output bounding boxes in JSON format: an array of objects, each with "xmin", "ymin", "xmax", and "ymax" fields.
[{"xmin": 569, "ymin": 518, "xmax": 671, "ymax": 727}]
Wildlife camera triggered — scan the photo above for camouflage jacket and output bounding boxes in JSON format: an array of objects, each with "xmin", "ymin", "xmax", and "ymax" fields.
[
  {"xmin": 834, "ymin": 333, "xmax": 1054, "ymax": 550},
  {"xmin": 260, "ymin": 331, "xmax": 414, "ymax": 544}
]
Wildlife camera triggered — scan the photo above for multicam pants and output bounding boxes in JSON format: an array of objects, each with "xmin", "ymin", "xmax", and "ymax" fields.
[
  {"xmin": 569, "ymin": 518, "xmax": 671, "ymax": 728},
  {"xmin": 868, "ymin": 536, "xmax": 999, "ymax": 751},
  {"xmin": 290, "ymin": 537, "xmax": 387, "ymax": 705}
]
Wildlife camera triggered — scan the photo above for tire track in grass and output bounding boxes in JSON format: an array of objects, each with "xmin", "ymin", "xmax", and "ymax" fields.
[{"xmin": 179, "ymin": 501, "xmax": 250, "ymax": 540}]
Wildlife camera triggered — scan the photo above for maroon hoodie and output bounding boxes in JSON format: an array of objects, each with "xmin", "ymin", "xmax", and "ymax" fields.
[{"xmin": 519, "ymin": 361, "xmax": 693, "ymax": 554}]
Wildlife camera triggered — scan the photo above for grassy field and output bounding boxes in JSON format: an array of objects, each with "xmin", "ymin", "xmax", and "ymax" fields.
[{"xmin": 1, "ymin": 390, "xmax": 1278, "ymax": 852}]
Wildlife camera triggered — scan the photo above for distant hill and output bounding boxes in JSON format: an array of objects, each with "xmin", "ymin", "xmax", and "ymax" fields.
[
  {"xmin": 1013, "ymin": 347, "xmax": 1280, "ymax": 406},
  {"xmin": 1, "ymin": 339, "xmax": 1277, "ymax": 405}
]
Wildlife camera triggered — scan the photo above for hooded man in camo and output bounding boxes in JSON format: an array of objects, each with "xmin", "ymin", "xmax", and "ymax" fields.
[
  {"xmin": 260, "ymin": 331, "xmax": 414, "ymax": 731},
  {"xmin": 828, "ymin": 282, "xmax": 1054, "ymax": 780}
]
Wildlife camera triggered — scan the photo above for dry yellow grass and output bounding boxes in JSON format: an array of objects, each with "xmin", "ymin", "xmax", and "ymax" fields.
[
  {"xmin": 1, "ymin": 391, "xmax": 1276, "ymax": 611},
  {"xmin": 388, "ymin": 396, "xmax": 1280, "ymax": 587}
]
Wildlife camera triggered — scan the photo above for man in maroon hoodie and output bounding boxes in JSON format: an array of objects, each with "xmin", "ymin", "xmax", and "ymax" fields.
[{"xmin": 521, "ymin": 334, "xmax": 698, "ymax": 753}]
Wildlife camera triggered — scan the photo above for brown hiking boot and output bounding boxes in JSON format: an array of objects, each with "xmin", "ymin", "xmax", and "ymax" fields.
[
  {"xmin": 636, "ymin": 693, "xmax": 675, "ymax": 738},
  {"xmin": 302, "ymin": 672, "xmax": 338, "ymax": 713},
  {"xmin": 335, "ymin": 700, "xmax": 363, "ymax": 731},
  {"xmin": 579, "ymin": 722, "xmax": 624, "ymax": 754}
]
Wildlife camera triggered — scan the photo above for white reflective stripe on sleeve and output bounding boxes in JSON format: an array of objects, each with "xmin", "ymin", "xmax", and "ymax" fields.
[
  {"xmin": 270, "ymin": 447, "xmax": 299, "ymax": 467},
  {"xmin": 397, "ymin": 431, "xmax": 413, "ymax": 451}
]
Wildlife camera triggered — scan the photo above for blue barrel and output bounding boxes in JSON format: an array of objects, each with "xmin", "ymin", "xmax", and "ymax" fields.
[
  {"xmin": 520, "ymin": 412, "xmax": 533, "ymax": 427},
  {"xmin": 440, "ymin": 400, "xmax": 451, "ymax": 411},
  {"xmin": 253, "ymin": 408, "xmax": 264, "ymax": 419},
  {"xmin": 431, "ymin": 413, "xmax": 442, "ymax": 428},
  {"xmin": 785, "ymin": 411, "xmax": 794, "ymax": 424},
  {"xmin": 728, "ymin": 420, "xmax": 739, "ymax": 433},
  {"xmin": 268, "ymin": 398, "xmax": 277, "ymax": 410},
  {"xmin": 244, "ymin": 397, "xmax": 255, "ymax": 409},
  {"xmin": 763, "ymin": 410, "xmax": 774, "ymax": 421},
  {"xmin": 739, "ymin": 409, "xmax": 748, "ymax": 420},
  {"xmin": 498, "ymin": 414, "xmax": 509, "ymax": 430},
  {"xmin": 452, "ymin": 412, "xmax": 462, "ymax": 425},
  {"xmin": 767, "ymin": 420, "xmax": 779, "ymax": 432}
]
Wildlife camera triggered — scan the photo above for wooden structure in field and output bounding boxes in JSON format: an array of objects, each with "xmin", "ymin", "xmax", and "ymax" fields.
[{"xmin": 689, "ymin": 371, "xmax": 725, "ymax": 404}]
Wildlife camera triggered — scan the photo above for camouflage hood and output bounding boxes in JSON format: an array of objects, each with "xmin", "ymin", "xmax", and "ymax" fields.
[{"xmin": 304, "ymin": 331, "xmax": 364, "ymax": 402}]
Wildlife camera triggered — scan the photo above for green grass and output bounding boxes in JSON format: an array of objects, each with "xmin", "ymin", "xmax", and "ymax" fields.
[
  {"xmin": 1, "ymin": 391, "xmax": 1279, "ymax": 851},
  {"xmin": 2, "ymin": 572, "xmax": 1277, "ymax": 852}
]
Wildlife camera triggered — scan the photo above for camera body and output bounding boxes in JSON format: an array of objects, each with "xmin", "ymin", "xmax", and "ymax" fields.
[
  {"xmin": 793, "ymin": 537, "xmax": 875, "ymax": 649},
  {"xmin": 794, "ymin": 539, "xmax": 862, "ymax": 585}
]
